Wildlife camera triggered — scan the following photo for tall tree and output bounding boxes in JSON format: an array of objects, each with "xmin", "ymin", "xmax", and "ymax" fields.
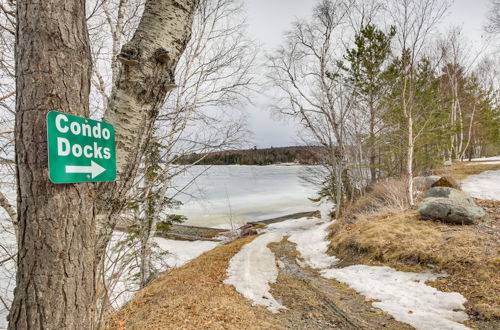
[
  {"xmin": 267, "ymin": 0, "xmax": 357, "ymax": 216},
  {"xmin": 9, "ymin": 0, "xmax": 94, "ymax": 328},
  {"xmin": 387, "ymin": 0, "xmax": 448, "ymax": 205},
  {"xmin": 9, "ymin": 0, "xmax": 198, "ymax": 328},
  {"xmin": 340, "ymin": 24, "xmax": 395, "ymax": 182}
]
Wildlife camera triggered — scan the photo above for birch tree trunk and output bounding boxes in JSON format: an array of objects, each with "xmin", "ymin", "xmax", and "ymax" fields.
[
  {"xmin": 9, "ymin": 0, "xmax": 95, "ymax": 329},
  {"xmin": 94, "ymin": 0, "xmax": 198, "ymax": 264},
  {"xmin": 407, "ymin": 114, "xmax": 414, "ymax": 206}
]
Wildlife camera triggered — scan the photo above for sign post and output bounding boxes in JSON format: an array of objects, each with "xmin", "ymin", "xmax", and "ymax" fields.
[{"xmin": 47, "ymin": 111, "xmax": 116, "ymax": 183}]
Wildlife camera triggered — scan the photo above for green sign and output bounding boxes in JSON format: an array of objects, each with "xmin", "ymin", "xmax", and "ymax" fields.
[{"xmin": 47, "ymin": 111, "xmax": 116, "ymax": 183}]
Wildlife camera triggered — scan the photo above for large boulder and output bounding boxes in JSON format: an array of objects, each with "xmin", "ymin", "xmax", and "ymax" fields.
[
  {"xmin": 418, "ymin": 187, "xmax": 486, "ymax": 225},
  {"xmin": 413, "ymin": 175, "xmax": 441, "ymax": 190}
]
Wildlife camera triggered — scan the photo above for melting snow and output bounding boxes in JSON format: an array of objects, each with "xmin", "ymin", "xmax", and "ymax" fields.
[
  {"xmin": 465, "ymin": 161, "xmax": 500, "ymax": 166},
  {"xmin": 224, "ymin": 232, "xmax": 286, "ymax": 313},
  {"xmin": 224, "ymin": 217, "xmax": 329, "ymax": 313},
  {"xmin": 225, "ymin": 216, "xmax": 470, "ymax": 329},
  {"xmin": 469, "ymin": 156, "xmax": 500, "ymax": 161},
  {"xmin": 321, "ymin": 266, "xmax": 469, "ymax": 330},
  {"xmin": 287, "ymin": 221, "xmax": 338, "ymax": 269},
  {"xmin": 461, "ymin": 170, "xmax": 500, "ymax": 201},
  {"xmin": 154, "ymin": 238, "xmax": 219, "ymax": 268}
]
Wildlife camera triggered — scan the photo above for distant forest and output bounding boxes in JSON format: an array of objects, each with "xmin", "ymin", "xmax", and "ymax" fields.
[{"xmin": 174, "ymin": 146, "xmax": 321, "ymax": 165}]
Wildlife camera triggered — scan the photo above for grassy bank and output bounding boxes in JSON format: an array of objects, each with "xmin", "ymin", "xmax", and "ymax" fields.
[
  {"xmin": 107, "ymin": 235, "xmax": 282, "ymax": 329},
  {"xmin": 327, "ymin": 162, "xmax": 500, "ymax": 326}
]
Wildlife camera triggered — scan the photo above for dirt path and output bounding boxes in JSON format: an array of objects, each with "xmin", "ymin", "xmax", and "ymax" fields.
[
  {"xmin": 268, "ymin": 238, "xmax": 410, "ymax": 329},
  {"xmin": 107, "ymin": 233, "xmax": 410, "ymax": 329}
]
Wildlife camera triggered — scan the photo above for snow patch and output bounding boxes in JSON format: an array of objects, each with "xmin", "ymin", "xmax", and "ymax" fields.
[
  {"xmin": 287, "ymin": 222, "xmax": 471, "ymax": 330},
  {"xmin": 461, "ymin": 170, "xmax": 500, "ymax": 201},
  {"xmin": 287, "ymin": 221, "xmax": 338, "ymax": 269},
  {"xmin": 465, "ymin": 161, "xmax": 500, "ymax": 166},
  {"xmin": 107, "ymin": 233, "xmax": 220, "ymax": 309},
  {"xmin": 321, "ymin": 266, "xmax": 469, "ymax": 330},
  {"xmin": 225, "ymin": 216, "xmax": 469, "ymax": 330},
  {"xmin": 154, "ymin": 238, "xmax": 219, "ymax": 268},
  {"xmin": 469, "ymin": 156, "xmax": 500, "ymax": 161},
  {"xmin": 224, "ymin": 232, "xmax": 286, "ymax": 313},
  {"xmin": 225, "ymin": 217, "xmax": 325, "ymax": 312}
]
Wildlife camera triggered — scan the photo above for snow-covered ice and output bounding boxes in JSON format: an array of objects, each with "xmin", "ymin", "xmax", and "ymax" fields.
[
  {"xmin": 321, "ymin": 266, "xmax": 469, "ymax": 330},
  {"xmin": 461, "ymin": 170, "xmax": 500, "ymax": 201},
  {"xmin": 172, "ymin": 165, "xmax": 317, "ymax": 227}
]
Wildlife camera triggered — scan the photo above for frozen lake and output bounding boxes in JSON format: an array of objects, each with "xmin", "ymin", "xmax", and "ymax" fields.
[
  {"xmin": 172, "ymin": 165, "xmax": 319, "ymax": 227},
  {"xmin": 0, "ymin": 164, "xmax": 320, "ymax": 327}
]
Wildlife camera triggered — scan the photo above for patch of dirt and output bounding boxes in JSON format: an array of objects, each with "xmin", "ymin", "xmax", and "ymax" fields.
[{"xmin": 268, "ymin": 238, "xmax": 411, "ymax": 329}]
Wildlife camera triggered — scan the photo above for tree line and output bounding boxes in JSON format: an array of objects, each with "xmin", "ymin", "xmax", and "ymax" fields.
[
  {"xmin": 267, "ymin": 0, "xmax": 500, "ymax": 213},
  {"xmin": 175, "ymin": 146, "xmax": 321, "ymax": 165}
]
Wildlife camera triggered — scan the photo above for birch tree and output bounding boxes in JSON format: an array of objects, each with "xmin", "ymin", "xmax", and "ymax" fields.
[
  {"xmin": 386, "ymin": 0, "xmax": 448, "ymax": 205},
  {"xmin": 134, "ymin": 0, "xmax": 255, "ymax": 289},
  {"xmin": 439, "ymin": 27, "xmax": 485, "ymax": 161},
  {"xmin": 267, "ymin": 0, "xmax": 358, "ymax": 216}
]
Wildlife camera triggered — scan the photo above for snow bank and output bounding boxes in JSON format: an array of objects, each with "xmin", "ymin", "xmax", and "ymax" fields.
[
  {"xmin": 461, "ymin": 170, "xmax": 500, "ymax": 201},
  {"xmin": 322, "ymin": 266, "xmax": 469, "ymax": 330},
  {"xmin": 154, "ymin": 238, "xmax": 219, "ymax": 268}
]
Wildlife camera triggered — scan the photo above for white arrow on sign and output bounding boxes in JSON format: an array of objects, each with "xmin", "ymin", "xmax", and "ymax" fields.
[{"xmin": 65, "ymin": 160, "xmax": 106, "ymax": 179}]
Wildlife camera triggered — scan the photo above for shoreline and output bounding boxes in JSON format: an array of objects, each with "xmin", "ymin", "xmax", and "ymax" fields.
[{"xmin": 115, "ymin": 210, "xmax": 318, "ymax": 241}]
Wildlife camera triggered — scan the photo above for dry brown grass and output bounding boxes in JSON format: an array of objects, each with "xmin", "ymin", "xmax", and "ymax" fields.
[
  {"xmin": 328, "ymin": 163, "xmax": 500, "ymax": 322},
  {"xmin": 342, "ymin": 178, "xmax": 412, "ymax": 220},
  {"xmin": 107, "ymin": 236, "xmax": 282, "ymax": 330},
  {"xmin": 330, "ymin": 163, "xmax": 500, "ymax": 322},
  {"xmin": 328, "ymin": 208, "xmax": 500, "ymax": 321},
  {"xmin": 435, "ymin": 162, "xmax": 500, "ymax": 180}
]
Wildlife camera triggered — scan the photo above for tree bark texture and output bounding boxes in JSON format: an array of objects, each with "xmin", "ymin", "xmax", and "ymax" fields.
[
  {"xmin": 95, "ymin": 0, "xmax": 198, "ymax": 263},
  {"xmin": 9, "ymin": 0, "xmax": 95, "ymax": 329}
]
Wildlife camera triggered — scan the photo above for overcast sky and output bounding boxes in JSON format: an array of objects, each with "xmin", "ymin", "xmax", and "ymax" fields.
[{"xmin": 241, "ymin": 0, "xmax": 493, "ymax": 148}]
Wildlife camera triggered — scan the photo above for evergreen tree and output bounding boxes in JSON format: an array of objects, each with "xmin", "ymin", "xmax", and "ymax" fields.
[{"xmin": 339, "ymin": 24, "xmax": 395, "ymax": 182}]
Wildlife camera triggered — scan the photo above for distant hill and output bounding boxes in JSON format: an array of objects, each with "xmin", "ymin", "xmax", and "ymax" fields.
[{"xmin": 175, "ymin": 146, "xmax": 321, "ymax": 165}]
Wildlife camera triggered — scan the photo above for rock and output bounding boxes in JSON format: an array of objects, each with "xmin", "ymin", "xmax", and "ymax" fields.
[
  {"xmin": 430, "ymin": 176, "xmax": 460, "ymax": 189},
  {"xmin": 418, "ymin": 187, "xmax": 486, "ymax": 224},
  {"xmin": 424, "ymin": 187, "xmax": 467, "ymax": 200},
  {"xmin": 413, "ymin": 175, "xmax": 441, "ymax": 190},
  {"xmin": 240, "ymin": 226, "xmax": 257, "ymax": 237},
  {"xmin": 443, "ymin": 160, "xmax": 453, "ymax": 166}
]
